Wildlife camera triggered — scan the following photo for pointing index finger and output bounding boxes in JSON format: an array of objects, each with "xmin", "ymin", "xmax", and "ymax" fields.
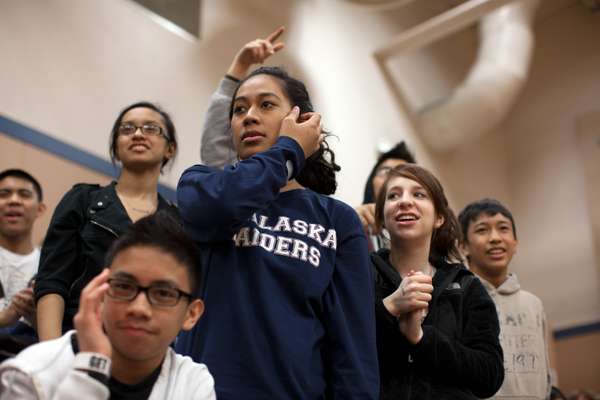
[{"xmin": 266, "ymin": 26, "xmax": 285, "ymax": 44}]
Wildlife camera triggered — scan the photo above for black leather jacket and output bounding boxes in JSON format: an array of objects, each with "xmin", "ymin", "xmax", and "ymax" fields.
[
  {"xmin": 372, "ymin": 249, "xmax": 504, "ymax": 400},
  {"xmin": 34, "ymin": 181, "xmax": 178, "ymax": 331}
]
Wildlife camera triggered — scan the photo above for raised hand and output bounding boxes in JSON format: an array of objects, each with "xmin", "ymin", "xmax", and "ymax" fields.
[
  {"xmin": 73, "ymin": 268, "xmax": 112, "ymax": 358},
  {"xmin": 355, "ymin": 203, "xmax": 378, "ymax": 234},
  {"xmin": 227, "ymin": 26, "xmax": 285, "ymax": 80},
  {"xmin": 393, "ymin": 270, "xmax": 432, "ymax": 344},
  {"xmin": 383, "ymin": 270, "xmax": 432, "ymax": 317},
  {"xmin": 279, "ymin": 107, "xmax": 322, "ymax": 159}
]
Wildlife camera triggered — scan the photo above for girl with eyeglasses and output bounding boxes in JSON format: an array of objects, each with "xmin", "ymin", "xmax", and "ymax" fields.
[
  {"xmin": 371, "ymin": 164, "xmax": 504, "ymax": 399},
  {"xmin": 35, "ymin": 102, "xmax": 179, "ymax": 341}
]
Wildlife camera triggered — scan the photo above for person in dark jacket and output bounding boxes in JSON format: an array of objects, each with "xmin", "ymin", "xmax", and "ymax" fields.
[
  {"xmin": 34, "ymin": 102, "xmax": 179, "ymax": 341},
  {"xmin": 371, "ymin": 163, "xmax": 504, "ymax": 399}
]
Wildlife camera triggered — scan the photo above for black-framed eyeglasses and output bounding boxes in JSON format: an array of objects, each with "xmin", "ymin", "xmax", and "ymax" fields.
[
  {"xmin": 118, "ymin": 123, "xmax": 165, "ymax": 137},
  {"xmin": 107, "ymin": 279, "xmax": 193, "ymax": 307}
]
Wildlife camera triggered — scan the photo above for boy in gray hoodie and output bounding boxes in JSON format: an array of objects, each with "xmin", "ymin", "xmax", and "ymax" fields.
[{"xmin": 459, "ymin": 199, "xmax": 552, "ymax": 400}]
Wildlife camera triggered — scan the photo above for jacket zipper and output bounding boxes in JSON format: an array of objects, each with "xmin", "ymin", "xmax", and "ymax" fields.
[
  {"xmin": 69, "ymin": 220, "xmax": 119, "ymax": 296},
  {"xmin": 90, "ymin": 220, "xmax": 119, "ymax": 238},
  {"xmin": 407, "ymin": 354, "xmax": 414, "ymax": 399}
]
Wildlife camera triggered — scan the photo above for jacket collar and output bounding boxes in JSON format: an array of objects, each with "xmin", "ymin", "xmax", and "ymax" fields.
[
  {"xmin": 87, "ymin": 181, "xmax": 174, "ymax": 235},
  {"xmin": 371, "ymin": 248, "xmax": 467, "ymax": 289},
  {"xmin": 479, "ymin": 272, "xmax": 520, "ymax": 295}
]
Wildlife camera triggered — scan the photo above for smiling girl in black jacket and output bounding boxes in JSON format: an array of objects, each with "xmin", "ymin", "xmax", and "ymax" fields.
[
  {"xmin": 34, "ymin": 102, "xmax": 179, "ymax": 341},
  {"xmin": 372, "ymin": 164, "xmax": 504, "ymax": 399}
]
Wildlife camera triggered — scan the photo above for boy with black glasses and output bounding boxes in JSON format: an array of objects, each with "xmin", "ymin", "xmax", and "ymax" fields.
[{"xmin": 0, "ymin": 212, "xmax": 215, "ymax": 399}]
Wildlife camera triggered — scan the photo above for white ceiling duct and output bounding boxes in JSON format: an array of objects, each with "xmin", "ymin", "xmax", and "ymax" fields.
[{"xmin": 418, "ymin": 0, "xmax": 539, "ymax": 152}]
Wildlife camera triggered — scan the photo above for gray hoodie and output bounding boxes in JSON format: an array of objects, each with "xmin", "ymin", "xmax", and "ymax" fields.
[{"xmin": 479, "ymin": 273, "xmax": 551, "ymax": 400}]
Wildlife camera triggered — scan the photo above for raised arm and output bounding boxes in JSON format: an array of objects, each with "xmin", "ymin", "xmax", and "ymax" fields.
[
  {"xmin": 181, "ymin": 136, "xmax": 304, "ymax": 243},
  {"xmin": 182, "ymin": 106, "xmax": 321, "ymax": 243},
  {"xmin": 320, "ymin": 206, "xmax": 379, "ymax": 399},
  {"xmin": 201, "ymin": 27, "xmax": 285, "ymax": 168}
]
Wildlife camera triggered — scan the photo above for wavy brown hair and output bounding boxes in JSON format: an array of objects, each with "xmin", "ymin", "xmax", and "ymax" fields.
[{"xmin": 374, "ymin": 164, "xmax": 462, "ymax": 263}]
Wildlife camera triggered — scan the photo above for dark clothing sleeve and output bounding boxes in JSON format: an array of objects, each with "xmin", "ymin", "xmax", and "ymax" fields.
[
  {"xmin": 177, "ymin": 136, "xmax": 305, "ymax": 243},
  {"xmin": 34, "ymin": 185, "xmax": 90, "ymax": 303},
  {"xmin": 321, "ymin": 207, "xmax": 379, "ymax": 399},
  {"xmin": 411, "ymin": 278, "xmax": 504, "ymax": 398}
]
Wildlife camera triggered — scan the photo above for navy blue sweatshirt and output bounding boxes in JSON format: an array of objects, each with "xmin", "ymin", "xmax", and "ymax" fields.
[{"xmin": 176, "ymin": 137, "xmax": 379, "ymax": 399}]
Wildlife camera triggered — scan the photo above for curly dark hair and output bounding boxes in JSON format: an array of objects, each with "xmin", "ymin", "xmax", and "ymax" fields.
[{"xmin": 229, "ymin": 66, "xmax": 340, "ymax": 195}]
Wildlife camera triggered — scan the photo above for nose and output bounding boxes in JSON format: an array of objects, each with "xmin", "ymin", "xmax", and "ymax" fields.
[
  {"xmin": 489, "ymin": 228, "xmax": 502, "ymax": 242},
  {"xmin": 398, "ymin": 192, "xmax": 414, "ymax": 208},
  {"xmin": 243, "ymin": 106, "xmax": 260, "ymax": 126},
  {"xmin": 132, "ymin": 126, "xmax": 145, "ymax": 138},
  {"xmin": 8, "ymin": 192, "xmax": 23, "ymax": 205},
  {"xmin": 126, "ymin": 290, "xmax": 152, "ymax": 318}
]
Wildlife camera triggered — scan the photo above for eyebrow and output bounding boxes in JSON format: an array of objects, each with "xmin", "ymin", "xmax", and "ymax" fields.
[
  {"xmin": 120, "ymin": 120, "xmax": 162, "ymax": 125},
  {"xmin": 110, "ymin": 271, "xmax": 179, "ymax": 287},
  {"xmin": 388, "ymin": 182, "xmax": 425, "ymax": 192},
  {"xmin": 233, "ymin": 92, "xmax": 282, "ymax": 103},
  {"xmin": 473, "ymin": 219, "xmax": 511, "ymax": 227},
  {"xmin": 0, "ymin": 188, "xmax": 33, "ymax": 194}
]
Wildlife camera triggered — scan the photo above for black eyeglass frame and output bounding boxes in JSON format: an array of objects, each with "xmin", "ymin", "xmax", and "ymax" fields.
[
  {"xmin": 117, "ymin": 123, "xmax": 167, "ymax": 138},
  {"xmin": 106, "ymin": 278, "xmax": 193, "ymax": 307}
]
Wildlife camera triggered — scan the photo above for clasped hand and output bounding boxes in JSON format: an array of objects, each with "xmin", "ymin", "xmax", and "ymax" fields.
[{"xmin": 383, "ymin": 271, "xmax": 433, "ymax": 344}]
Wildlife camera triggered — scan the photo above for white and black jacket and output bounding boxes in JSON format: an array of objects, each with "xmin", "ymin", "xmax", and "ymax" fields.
[{"xmin": 0, "ymin": 331, "xmax": 215, "ymax": 399}]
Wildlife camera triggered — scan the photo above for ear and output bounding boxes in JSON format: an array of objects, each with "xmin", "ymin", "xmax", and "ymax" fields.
[
  {"xmin": 181, "ymin": 299, "xmax": 204, "ymax": 331},
  {"xmin": 36, "ymin": 202, "xmax": 47, "ymax": 218},
  {"xmin": 434, "ymin": 214, "xmax": 444, "ymax": 229},
  {"xmin": 164, "ymin": 142, "xmax": 176, "ymax": 161},
  {"xmin": 459, "ymin": 240, "xmax": 470, "ymax": 258}
]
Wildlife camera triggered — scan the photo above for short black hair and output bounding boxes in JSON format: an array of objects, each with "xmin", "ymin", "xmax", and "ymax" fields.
[
  {"xmin": 109, "ymin": 101, "xmax": 178, "ymax": 172},
  {"xmin": 458, "ymin": 198, "xmax": 517, "ymax": 242},
  {"xmin": 0, "ymin": 169, "xmax": 43, "ymax": 201},
  {"xmin": 362, "ymin": 141, "xmax": 416, "ymax": 204},
  {"xmin": 104, "ymin": 211, "xmax": 201, "ymax": 294}
]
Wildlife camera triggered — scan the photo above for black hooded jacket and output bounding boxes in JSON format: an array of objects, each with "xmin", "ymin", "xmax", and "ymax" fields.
[{"xmin": 372, "ymin": 249, "xmax": 504, "ymax": 399}]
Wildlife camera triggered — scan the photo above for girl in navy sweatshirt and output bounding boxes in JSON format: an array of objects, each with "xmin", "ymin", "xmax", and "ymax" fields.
[{"xmin": 176, "ymin": 65, "xmax": 379, "ymax": 399}]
